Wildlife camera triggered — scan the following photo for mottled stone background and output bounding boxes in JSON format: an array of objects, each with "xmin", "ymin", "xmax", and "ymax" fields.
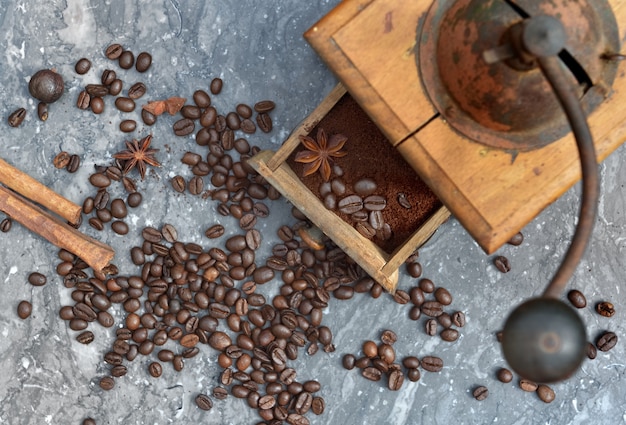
[{"xmin": 0, "ymin": 1, "xmax": 625, "ymax": 424}]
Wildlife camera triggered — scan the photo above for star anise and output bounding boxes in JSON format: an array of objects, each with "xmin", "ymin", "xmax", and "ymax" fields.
[
  {"xmin": 112, "ymin": 134, "xmax": 160, "ymax": 180},
  {"xmin": 295, "ymin": 128, "xmax": 347, "ymax": 181}
]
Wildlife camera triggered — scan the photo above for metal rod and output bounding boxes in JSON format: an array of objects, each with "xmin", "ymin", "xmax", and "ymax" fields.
[{"xmin": 536, "ymin": 56, "xmax": 599, "ymax": 299}]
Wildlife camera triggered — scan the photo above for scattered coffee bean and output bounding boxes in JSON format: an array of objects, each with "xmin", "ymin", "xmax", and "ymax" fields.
[
  {"xmin": 596, "ymin": 301, "xmax": 615, "ymax": 317},
  {"xmin": 567, "ymin": 289, "xmax": 587, "ymax": 309},
  {"xmin": 148, "ymin": 361, "xmax": 163, "ymax": 377},
  {"xmin": 53, "ymin": 151, "xmax": 71, "ymax": 169},
  {"xmin": 519, "ymin": 379, "xmax": 538, "ymax": 392},
  {"xmin": 76, "ymin": 331, "xmax": 95, "ymax": 344},
  {"xmin": 210, "ymin": 78, "xmax": 223, "ymax": 95},
  {"xmin": 536, "ymin": 384, "xmax": 555, "ymax": 403},
  {"xmin": 586, "ymin": 342, "xmax": 597, "ymax": 359},
  {"xmin": 99, "ymin": 376, "xmax": 115, "ymax": 391},
  {"xmin": 105, "ymin": 43, "xmax": 123, "ymax": 59},
  {"xmin": 596, "ymin": 331, "xmax": 617, "ymax": 352},
  {"xmin": 421, "ymin": 356, "xmax": 443, "ymax": 372},
  {"xmin": 8, "ymin": 108, "xmax": 26, "ymax": 127},
  {"xmin": 75, "ymin": 58, "xmax": 91, "ymax": 74},
  {"xmin": 0, "ymin": 218, "xmax": 11, "ymax": 233},
  {"xmin": 473, "ymin": 386, "xmax": 489, "ymax": 401},
  {"xmin": 497, "ymin": 367, "xmax": 513, "ymax": 383},
  {"xmin": 135, "ymin": 52, "xmax": 152, "ymax": 72},
  {"xmin": 118, "ymin": 50, "xmax": 135, "ymax": 69},
  {"xmin": 28, "ymin": 272, "xmax": 47, "ymax": 286},
  {"xmin": 195, "ymin": 393, "xmax": 213, "ymax": 411},
  {"xmin": 507, "ymin": 232, "xmax": 524, "ymax": 246},
  {"xmin": 494, "ymin": 256, "xmax": 511, "ymax": 273},
  {"xmin": 128, "ymin": 82, "xmax": 147, "ymax": 99},
  {"xmin": 17, "ymin": 300, "xmax": 32, "ymax": 319}
]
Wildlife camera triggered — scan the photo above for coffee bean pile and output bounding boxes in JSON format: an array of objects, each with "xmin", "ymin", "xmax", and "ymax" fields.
[
  {"xmin": 341, "ymin": 329, "xmax": 444, "ymax": 392},
  {"xmin": 566, "ymin": 288, "xmax": 619, "ymax": 353}
]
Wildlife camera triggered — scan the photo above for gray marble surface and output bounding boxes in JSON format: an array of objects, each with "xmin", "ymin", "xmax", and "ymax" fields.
[{"xmin": 0, "ymin": 1, "xmax": 625, "ymax": 424}]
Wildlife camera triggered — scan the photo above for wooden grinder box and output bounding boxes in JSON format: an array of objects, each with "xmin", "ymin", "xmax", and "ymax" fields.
[{"xmin": 248, "ymin": 84, "xmax": 450, "ymax": 293}]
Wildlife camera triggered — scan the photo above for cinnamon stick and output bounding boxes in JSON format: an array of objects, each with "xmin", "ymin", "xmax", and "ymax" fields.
[
  {"xmin": 0, "ymin": 185, "xmax": 114, "ymax": 272},
  {"xmin": 0, "ymin": 157, "xmax": 82, "ymax": 225}
]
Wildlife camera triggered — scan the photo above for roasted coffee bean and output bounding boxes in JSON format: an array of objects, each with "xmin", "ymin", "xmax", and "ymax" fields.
[
  {"xmin": 387, "ymin": 369, "xmax": 404, "ymax": 391},
  {"xmin": 587, "ymin": 341, "xmax": 597, "ymax": 359},
  {"xmin": 187, "ymin": 176, "xmax": 203, "ymax": 195},
  {"xmin": 419, "ymin": 278, "xmax": 435, "ymax": 293},
  {"xmin": 536, "ymin": 384, "xmax": 555, "ymax": 403},
  {"xmin": 67, "ymin": 154, "xmax": 81, "ymax": 173},
  {"xmin": 406, "ymin": 261, "xmax": 422, "ymax": 278},
  {"xmin": 110, "ymin": 365, "xmax": 127, "ymax": 378},
  {"xmin": 0, "ymin": 218, "xmax": 12, "ymax": 233},
  {"xmin": 254, "ymin": 100, "xmax": 275, "ymax": 113},
  {"xmin": 240, "ymin": 118, "xmax": 257, "ymax": 134},
  {"xmin": 519, "ymin": 379, "xmax": 538, "ymax": 392},
  {"xmin": 362, "ymin": 367, "xmax": 382, "ymax": 381},
  {"xmin": 89, "ymin": 173, "xmax": 111, "ymax": 188},
  {"xmin": 128, "ymin": 82, "xmax": 146, "ymax": 99},
  {"xmin": 75, "ymin": 58, "xmax": 91, "ymax": 74},
  {"xmin": 409, "ymin": 287, "xmax": 425, "ymax": 306},
  {"xmin": 17, "ymin": 300, "xmax": 32, "ymax": 319},
  {"xmin": 109, "ymin": 79, "xmax": 123, "ymax": 96},
  {"xmin": 53, "ymin": 151, "xmax": 71, "ymax": 169},
  {"xmin": 140, "ymin": 108, "xmax": 158, "ymax": 128},
  {"xmin": 76, "ymin": 90, "xmax": 91, "ymax": 110},
  {"xmin": 496, "ymin": 367, "xmax": 513, "ymax": 383},
  {"xmin": 494, "ymin": 256, "xmax": 511, "ymax": 273},
  {"xmin": 195, "ymin": 394, "xmax": 213, "ymax": 411},
  {"xmin": 210, "ymin": 78, "xmax": 223, "ymax": 95},
  {"xmin": 8, "ymin": 108, "xmax": 26, "ymax": 127},
  {"xmin": 381, "ymin": 330, "xmax": 397, "ymax": 345},
  {"xmin": 421, "ymin": 301, "xmax": 443, "ymax": 317},
  {"xmin": 311, "ymin": 396, "xmax": 325, "ymax": 415},
  {"xmin": 37, "ymin": 102, "xmax": 48, "ymax": 121},
  {"xmin": 85, "ymin": 84, "xmax": 109, "ymax": 97},
  {"xmin": 567, "ymin": 289, "xmax": 587, "ymax": 308},
  {"xmin": 473, "ymin": 386, "xmax": 489, "ymax": 401},
  {"xmin": 101, "ymin": 69, "xmax": 116, "ymax": 85},
  {"xmin": 596, "ymin": 331, "xmax": 617, "ymax": 352},
  {"xmin": 226, "ymin": 111, "xmax": 241, "ymax": 130},
  {"xmin": 115, "ymin": 97, "xmax": 135, "ymax": 113},
  {"xmin": 28, "ymin": 272, "xmax": 47, "ymax": 286},
  {"xmin": 148, "ymin": 361, "xmax": 162, "ymax": 377},
  {"xmin": 402, "ymin": 356, "xmax": 420, "ymax": 369},
  {"xmin": 135, "ymin": 52, "xmax": 152, "ymax": 72},
  {"xmin": 397, "ymin": 192, "xmax": 412, "ymax": 209},
  {"xmin": 353, "ymin": 178, "xmax": 377, "ymax": 196},
  {"xmin": 421, "ymin": 356, "xmax": 443, "ymax": 372},
  {"xmin": 452, "ymin": 311, "xmax": 466, "ymax": 327},
  {"xmin": 342, "ymin": 354, "xmax": 356, "ymax": 370},
  {"xmin": 434, "ymin": 287, "xmax": 453, "ymax": 305},
  {"xmin": 99, "ymin": 376, "xmax": 115, "ymax": 391},
  {"xmin": 173, "ymin": 118, "xmax": 195, "ymax": 136},
  {"xmin": 105, "ymin": 43, "xmax": 123, "ymax": 59},
  {"xmin": 505, "ymin": 231, "xmax": 524, "ymax": 246},
  {"xmin": 119, "ymin": 120, "xmax": 136, "ymax": 133},
  {"xmin": 407, "ymin": 368, "xmax": 421, "ymax": 382},
  {"xmin": 596, "ymin": 301, "xmax": 615, "ymax": 317},
  {"xmin": 90, "ymin": 97, "xmax": 104, "ymax": 114},
  {"xmin": 338, "ymin": 195, "xmax": 363, "ymax": 214},
  {"xmin": 171, "ymin": 175, "xmax": 186, "ymax": 193},
  {"xmin": 127, "ymin": 192, "xmax": 142, "ymax": 208},
  {"xmin": 441, "ymin": 328, "xmax": 459, "ymax": 342},
  {"xmin": 256, "ymin": 112, "xmax": 272, "ymax": 133},
  {"xmin": 76, "ymin": 330, "xmax": 94, "ymax": 344},
  {"xmin": 425, "ymin": 319, "xmax": 438, "ymax": 336},
  {"xmin": 205, "ymin": 224, "xmax": 225, "ymax": 239},
  {"xmin": 118, "ymin": 50, "xmax": 134, "ymax": 69},
  {"xmin": 392, "ymin": 289, "xmax": 410, "ymax": 305},
  {"xmin": 363, "ymin": 195, "xmax": 386, "ymax": 211},
  {"xmin": 193, "ymin": 90, "xmax": 211, "ymax": 108}
]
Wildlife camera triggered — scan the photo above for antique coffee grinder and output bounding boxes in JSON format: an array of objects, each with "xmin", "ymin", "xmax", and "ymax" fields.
[
  {"xmin": 298, "ymin": 0, "xmax": 626, "ymax": 383},
  {"xmin": 417, "ymin": 0, "xmax": 618, "ymax": 383}
]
